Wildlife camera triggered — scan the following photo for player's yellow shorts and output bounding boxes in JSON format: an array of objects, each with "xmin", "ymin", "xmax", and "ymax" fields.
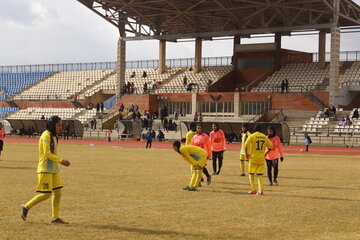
[
  {"xmin": 248, "ymin": 162, "xmax": 264, "ymax": 175},
  {"xmin": 36, "ymin": 172, "xmax": 63, "ymax": 193},
  {"xmin": 239, "ymin": 154, "xmax": 248, "ymax": 161}
]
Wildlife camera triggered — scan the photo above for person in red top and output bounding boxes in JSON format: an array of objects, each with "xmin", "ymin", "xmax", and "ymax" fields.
[
  {"xmin": 209, "ymin": 123, "xmax": 226, "ymax": 175},
  {"xmin": 265, "ymin": 126, "xmax": 284, "ymax": 186},
  {"xmin": 190, "ymin": 124, "xmax": 212, "ymax": 185},
  {"xmin": 0, "ymin": 123, "xmax": 5, "ymax": 158}
]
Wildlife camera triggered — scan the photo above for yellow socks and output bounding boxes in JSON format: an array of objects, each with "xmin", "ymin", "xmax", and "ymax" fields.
[
  {"xmin": 249, "ymin": 174, "xmax": 256, "ymax": 190},
  {"xmin": 189, "ymin": 169, "xmax": 202, "ymax": 188},
  {"xmin": 52, "ymin": 189, "xmax": 61, "ymax": 220},
  {"xmin": 25, "ymin": 193, "xmax": 51, "ymax": 209},
  {"xmin": 240, "ymin": 161, "xmax": 245, "ymax": 174},
  {"xmin": 257, "ymin": 175, "xmax": 263, "ymax": 191}
]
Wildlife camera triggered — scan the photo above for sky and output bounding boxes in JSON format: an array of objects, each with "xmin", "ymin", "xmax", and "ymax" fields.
[{"xmin": 1, "ymin": 0, "xmax": 360, "ymax": 66}]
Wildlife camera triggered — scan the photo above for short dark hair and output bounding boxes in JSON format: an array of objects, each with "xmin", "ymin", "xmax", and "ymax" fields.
[
  {"xmin": 242, "ymin": 124, "xmax": 249, "ymax": 132},
  {"xmin": 254, "ymin": 124, "xmax": 262, "ymax": 132},
  {"xmin": 189, "ymin": 122, "xmax": 197, "ymax": 131},
  {"xmin": 173, "ymin": 140, "xmax": 181, "ymax": 152}
]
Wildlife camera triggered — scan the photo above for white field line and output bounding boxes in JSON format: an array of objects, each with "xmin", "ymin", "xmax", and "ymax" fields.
[{"xmin": 1, "ymin": 183, "xmax": 360, "ymax": 221}]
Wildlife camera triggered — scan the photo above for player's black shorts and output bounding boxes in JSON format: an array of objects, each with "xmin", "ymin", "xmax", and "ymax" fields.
[
  {"xmin": 212, "ymin": 151, "xmax": 224, "ymax": 160},
  {"xmin": 0, "ymin": 140, "xmax": 3, "ymax": 151}
]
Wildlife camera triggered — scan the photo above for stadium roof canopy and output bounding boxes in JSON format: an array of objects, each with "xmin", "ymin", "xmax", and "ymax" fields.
[{"xmin": 78, "ymin": 0, "xmax": 360, "ymax": 41}]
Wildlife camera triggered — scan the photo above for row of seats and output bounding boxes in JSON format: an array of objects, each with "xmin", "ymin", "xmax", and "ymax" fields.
[
  {"xmin": 13, "ymin": 70, "xmax": 112, "ymax": 101},
  {"xmin": 252, "ymin": 63, "xmax": 329, "ymax": 92},
  {"xmin": 0, "ymin": 72, "xmax": 52, "ymax": 100},
  {"xmin": 0, "ymin": 107, "xmax": 19, "ymax": 117},
  {"xmin": 6, "ymin": 107, "xmax": 97, "ymax": 124}
]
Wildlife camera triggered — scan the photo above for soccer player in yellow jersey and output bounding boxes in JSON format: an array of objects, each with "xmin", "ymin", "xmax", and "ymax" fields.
[
  {"xmin": 21, "ymin": 116, "xmax": 71, "ymax": 224},
  {"xmin": 239, "ymin": 124, "xmax": 251, "ymax": 176},
  {"xmin": 244, "ymin": 124, "xmax": 273, "ymax": 195},
  {"xmin": 185, "ymin": 122, "xmax": 197, "ymax": 145},
  {"xmin": 173, "ymin": 141, "xmax": 207, "ymax": 191}
]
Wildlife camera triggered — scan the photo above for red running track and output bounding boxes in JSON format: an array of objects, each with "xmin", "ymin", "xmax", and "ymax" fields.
[{"xmin": 4, "ymin": 136, "xmax": 360, "ymax": 156}]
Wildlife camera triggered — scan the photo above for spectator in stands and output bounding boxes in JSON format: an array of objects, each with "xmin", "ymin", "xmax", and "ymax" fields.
[
  {"xmin": 330, "ymin": 105, "xmax": 336, "ymax": 117},
  {"xmin": 172, "ymin": 122, "xmax": 178, "ymax": 132},
  {"xmin": 168, "ymin": 118, "xmax": 173, "ymax": 128},
  {"xmin": 284, "ymin": 79, "xmax": 289, "ymax": 93},
  {"xmin": 93, "ymin": 119, "xmax": 97, "ymax": 130},
  {"xmin": 106, "ymin": 129, "xmax": 112, "ymax": 142},
  {"xmin": 130, "ymin": 71, "xmax": 135, "ymax": 78},
  {"xmin": 143, "ymin": 118, "xmax": 149, "ymax": 130},
  {"xmin": 194, "ymin": 112, "xmax": 198, "ymax": 122},
  {"xmin": 199, "ymin": 113, "xmax": 203, "ymax": 122},
  {"xmin": 131, "ymin": 82, "xmax": 135, "ymax": 93},
  {"xmin": 152, "ymin": 80, "xmax": 157, "ymax": 90},
  {"xmin": 183, "ymin": 76, "xmax": 188, "ymax": 87},
  {"xmin": 146, "ymin": 111, "xmax": 151, "ymax": 120},
  {"xmin": 174, "ymin": 107, "xmax": 178, "ymax": 120},
  {"xmin": 346, "ymin": 117, "xmax": 352, "ymax": 126},
  {"xmin": 0, "ymin": 123, "xmax": 5, "ymax": 158},
  {"xmin": 153, "ymin": 111, "xmax": 158, "ymax": 119},
  {"xmin": 280, "ymin": 80, "xmax": 285, "ymax": 94},
  {"xmin": 163, "ymin": 117, "xmax": 168, "ymax": 131},
  {"xmin": 143, "ymin": 83, "xmax": 148, "ymax": 94},
  {"xmin": 157, "ymin": 130, "xmax": 164, "ymax": 142},
  {"xmin": 142, "ymin": 71, "xmax": 147, "ymax": 78},
  {"xmin": 338, "ymin": 117, "xmax": 346, "ymax": 126},
  {"xmin": 119, "ymin": 104, "xmax": 124, "ymax": 113},
  {"xmin": 352, "ymin": 109, "xmax": 359, "ymax": 119},
  {"xmin": 324, "ymin": 107, "xmax": 330, "ymax": 118},
  {"xmin": 96, "ymin": 103, "xmax": 100, "ymax": 113},
  {"xmin": 305, "ymin": 133, "xmax": 312, "ymax": 152},
  {"xmin": 151, "ymin": 130, "xmax": 156, "ymax": 139},
  {"xmin": 41, "ymin": 115, "xmax": 45, "ymax": 120},
  {"xmin": 189, "ymin": 67, "xmax": 193, "ymax": 71},
  {"xmin": 100, "ymin": 102, "xmax": 104, "ymax": 113},
  {"xmin": 145, "ymin": 130, "xmax": 152, "ymax": 149},
  {"xmin": 90, "ymin": 120, "xmax": 94, "ymax": 130}
]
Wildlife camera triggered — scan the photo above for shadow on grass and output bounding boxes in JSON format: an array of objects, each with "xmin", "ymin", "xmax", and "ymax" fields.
[
  {"xmin": 0, "ymin": 166, "xmax": 33, "ymax": 170},
  {"xmin": 281, "ymin": 194, "xmax": 360, "ymax": 202},
  {"xmin": 215, "ymin": 181, "xmax": 249, "ymax": 186},
  {"xmin": 281, "ymin": 176, "xmax": 321, "ymax": 180},
  {"xmin": 75, "ymin": 224, "xmax": 208, "ymax": 238}
]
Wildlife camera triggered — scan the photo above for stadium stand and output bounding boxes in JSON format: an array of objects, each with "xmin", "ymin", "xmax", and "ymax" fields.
[
  {"xmin": 0, "ymin": 107, "xmax": 19, "ymax": 118},
  {"xmin": 155, "ymin": 66, "xmax": 232, "ymax": 93},
  {"xmin": 340, "ymin": 62, "xmax": 360, "ymax": 86},
  {"xmin": 12, "ymin": 70, "xmax": 113, "ymax": 101},
  {"xmin": 252, "ymin": 63, "xmax": 330, "ymax": 92},
  {"xmin": 0, "ymin": 72, "xmax": 52, "ymax": 100},
  {"xmin": 6, "ymin": 107, "xmax": 97, "ymax": 124}
]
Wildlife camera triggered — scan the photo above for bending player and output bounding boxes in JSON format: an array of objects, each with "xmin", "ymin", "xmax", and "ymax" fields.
[
  {"xmin": 173, "ymin": 141, "xmax": 208, "ymax": 191},
  {"xmin": 191, "ymin": 124, "xmax": 212, "ymax": 185},
  {"xmin": 21, "ymin": 116, "xmax": 71, "ymax": 224},
  {"xmin": 239, "ymin": 124, "xmax": 250, "ymax": 176},
  {"xmin": 244, "ymin": 124, "xmax": 272, "ymax": 195},
  {"xmin": 265, "ymin": 126, "xmax": 284, "ymax": 186}
]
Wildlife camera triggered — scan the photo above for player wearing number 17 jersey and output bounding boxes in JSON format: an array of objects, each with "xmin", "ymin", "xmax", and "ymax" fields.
[{"xmin": 244, "ymin": 124, "xmax": 273, "ymax": 195}]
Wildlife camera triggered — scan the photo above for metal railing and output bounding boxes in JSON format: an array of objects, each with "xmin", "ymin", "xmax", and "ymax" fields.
[
  {"xmin": 254, "ymin": 83, "xmax": 327, "ymax": 93},
  {"xmin": 0, "ymin": 56, "xmax": 232, "ymax": 73}
]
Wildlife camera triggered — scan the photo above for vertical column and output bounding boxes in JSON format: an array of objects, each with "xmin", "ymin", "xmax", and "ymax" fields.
[
  {"xmin": 329, "ymin": 26, "xmax": 340, "ymax": 107},
  {"xmin": 191, "ymin": 92, "xmax": 197, "ymax": 116},
  {"xmin": 117, "ymin": 38, "xmax": 126, "ymax": 99},
  {"xmin": 233, "ymin": 35, "xmax": 241, "ymax": 70},
  {"xmin": 318, "ymin": 30, "xmax": 326, "ymax": 69},
  {"xmin": 194, "ymin": 38, "xmax": 202, "ymax": 73},
  {"xmin": 275, "ymin": 33, "xmax": 282, "ymax": 70},
  {"xmin": 159, "ymin": 40, "xmax": 166, "ymax": 74},
  {"xmin": 234, "ymin": 92, "xmax": 240, "ymax": 117}
]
